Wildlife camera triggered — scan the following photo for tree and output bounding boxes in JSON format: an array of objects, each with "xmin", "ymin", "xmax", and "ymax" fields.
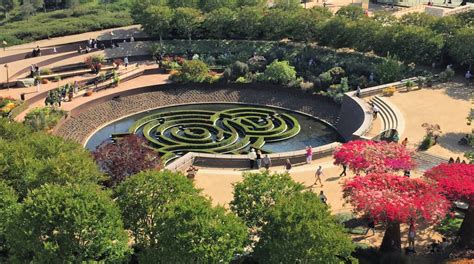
[
  {"xmin": 448, "ymin": 27, "xmax": 474, "ymax": 66},
  {"xmin": 115, "ymin": 170, "xmax": 198, "ymax": 250},
  {"xmin": 173, "ymin": 7, "xmax": 202, "ymax": 41},
  {"xmin": 115, "ymin": 170, "xmax": 247, "ymax": 263},
  {"xmin": 233, "ymin": 6, "xmax": 263, "ymax": 39},
  {"xmin": 6, "ymin": 184, "xmax": 130, "ymax": 262},
  {"xmin": 171, "ymin": 59, "xmax": 210, "ymax": 83},
  {"xmin": 333, "ymin": 140, "xmax": 416, "ymax": 174},
  {"xmin": 289, "ymin": 7, "xmax": 331, "ymax": 42},
  {"xmin": 20, "ymin": 0, "xmax": 36, "ymax": 19},
  {"xmin": 336, "ymin": 5, "xmax": 365, "ymax": 20},
  {"xmin": 142, "ymin": 5, "xmax": 174, "ymax": 45},
  {"xmin": 64, "ymin": 0, "xmax": 79, "ymax": 8},
  {"xmin": 230, "ymin": 171, "xmax": 304, "ymax": 231},
  {"xmin": 0, "ymin": 121, "xmax": 103, "ymax": 199},
  {"xmin": 202, "ymin": 7, "xmax": 236, "ymax": 39},
  {"xmin": 263, "ymin": 60, "xmax": 297, "ymax": 86},
  {"xmin": 374, "ymin": 55, "xmax": 405, "ymax": 84},
  {"xmin": 93, "ymin": 135, "xmax": 161, "ymax": 186},
  {"xmin": 0, "ymin": 181, "xmax": 19, "ymax": 256},
  {"xmin": 424, "ymin": 163, "xmax": 474, "ymax": 248},
  {"xmin": 343, "ymin": 173, "xmax": 449, "ymax": 252},
  {"xmin": 237, "ymin": 0, "xmax": 266, "ymax": 7},
  {"xmin": 261, "ymin": 8, "xmax": 293, "ymax": 39},
  {"xmin": 391, "ymin": 25, "xmax": 444, "ymax": 64},
  {"xmin": 200, "ymin": 0, "xmax": 237, "ymax": 12},
  {"xmin": 254, "ymin": 192, "xmax": 355, "ymax": 263},
  {"xmin": 273, "ymin": 0, "xmax": 301, "ymax": 10},
  {"xmin": 0, "ymin": 0, "xmax": 18, "ymax": 19},
  {"xmin": 169, "ymin": 0, "xmax": 199, "ymax": 8},
  {"xmin": 399, "ymin": 13, "xmax": 436, "ymax": 27}
]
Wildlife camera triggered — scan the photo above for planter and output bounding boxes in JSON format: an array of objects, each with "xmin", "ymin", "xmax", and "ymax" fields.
[{"xmin": 85, "ymin": 90, "xmax": 94, "ymax": 97}]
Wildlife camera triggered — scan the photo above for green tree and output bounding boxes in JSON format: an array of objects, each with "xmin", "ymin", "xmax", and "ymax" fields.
[
  {"xmin": 200, "ymin": 0, "xmax": 237, "ymax": 12},
  {"xmin": 173, "ymin": 7, "xmax": 202, "ymax": 41},
  {"xmin": 0, "ymin": 0, "xmax": 18, "ymax": 19},
  {"xmin": 289, "ymin": 7, "xmax": 332, "ymax": 41},
  {"xmin": 20, "ymin": 0, "xmax": 36, "ymax": 19},
  {"xmin": 6, "ymin": 184, "xmax": 130, "ymax": 263},
  {"xmin": 399, "ymin": 12, "xmax": 436, "ymax": 27},
  {"xmin": 30, "ymin": 0, "xmax": 44, "ymax": 11},
  {"xmin": 374, "ymin": 55, "xmax": 405, "ymax": 84},
  {"xmin": 230, "ymin": 171, "xmax": 304, "ymax": 231},
  {"xmin": 448, "ymin": 27, "xmax": 474, "ymax": 66},
  {"xmin": 203, "ymin": 7, "xmax": 236, "ymax": 39},
  {"xmin": 254, "ymin": 192, "xmax": 355, "ymax": 263},
  {"xmin": 64, "ymin": 0, "xmax": 79, "ymax": 8},
  {"xmin": 233, "ymin": 6, "xmax": 263, "ymax": 39},
  {"xmin": 172, "ymin": 59, "xmax": 210, "ymax": 83},
  {"xmin": 273, "ymin": 0, "xmax": 301, "ymax": 9},
  {"xmin": 392, "ymin": 25, "xmax": 444, "ymax": 64},
  {"xmin": 169, "ymin": 0, "xmax": 199, "ymax": 8},
  {"xmin": 142, "ymin": 5, "xmax": 174, "ymax": 46},
  {"xmin": 115, "ymin": 170, "xmax": 247, "ymax": 263},
  {"xmin": 0, "ymin": 121, "xmax": 102, "ymax": 199},
  {"xmin": 261, "ymin": 8, "xmax": 293, "ymax": 39},
  {"xmin": 336, "ymin": 5, "xmax": 365, "ymax": 20},
  {"xmin": 238, "ymin": 0, "xmax": 266, "ymax": 7},
  {"xmin": 0, "ymin": 181, "xmax": 19, "ymax": 256},
  {"xmin": 263, "ymin": 60, "xmax": 297, "ymax": 86}
]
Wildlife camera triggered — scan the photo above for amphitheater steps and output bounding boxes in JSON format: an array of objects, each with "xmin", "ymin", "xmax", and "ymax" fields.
[{"xmin": 368, "ymin": 96, "xmax": 406, "ymax": 139}]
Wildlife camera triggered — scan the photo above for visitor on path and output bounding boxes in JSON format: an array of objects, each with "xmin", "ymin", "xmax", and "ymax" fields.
[
  {"xmin": 372, "ymin": 105, "xmax": 380, "ymax": 119},
  {"xmin": 448, "ymin": 157, "xmax": 454, "ymax": 164},
  {"xmin": 73, "ymin": 81, "xmax": 79, "ymax": 94},
  {"xmin": 186, "ymin": 165, "xmax": 199, "ymax": 180},
  {"xmin": 369, "ymin": 72, "xmax": 374, "ymax": 83},
  {"xmin": 263, "ymin": 154, "xmax": 272, "ymax": 170},
  {"xmin": 248, "ymin": 148, "xmax": 257, "ymax": 169},
  {"xmin": 366, "ymin": 219, "xmax": 375, "ymax": 236},
  {"xmin": 124, "ymin": 57, "xmax": 129, "ymax": 68},
  {"xmin": 314, "ymin": 166, "xmax": 324, "ymax": 187},
  {"xmin": 285, "ymin": 159, "xmax": 292, "ymax": 172},
  {"xmin": 465, "ymin": 70, "xmax": 472, "ymax": 85},
  {"xmin": 401, "ymin": 137, "xmax": 408, "ymax": 146},
  {"xmin": 404, "ymin": 170, "xmax": 411, "ymax": 177},
  {"xmin": 53, "ymin": 47, "xmax": 57, "ymax": 53},
  {"xmin": 256, "ymin": 150, "xmax": 262, "ymax": 169},
  {"xmin": 130, "ymin": 36, "xmax": 135, "ymax": 42},
  {"xmin": 356, "ymin": 85, "xmax": 361, "ymax": 97},
  {"xmin": 455, "ymin": 157, "xmax": 461, "ymax": 163},
  {"xmin": 88, "ymin": 38, "xmax": 93, "ymax": 47},
  {"xmin": 305, "ymin": 146, "xmax": 313, "ymax": 164},
  {"xmin": 319, "ymin": 191, "xmax": 327, "ymax": 205},
  {"xmin": 339, "ymin": 164, "xmax": 347, "ymax": 177},
  {"xmin": 68, "ymin": 88, "xmax": 73, "ymax": 102},
  {"xmin": 408, "ymin": 223, "xmax": 416, "ymax": 252}
]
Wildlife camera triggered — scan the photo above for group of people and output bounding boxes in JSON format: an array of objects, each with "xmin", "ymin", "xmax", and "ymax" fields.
[
  {"xmin": 448, "ymin": 156, "xmax": 468, "ymax": 164},
  {"xmin": 30, "ymin": 64, "xmax": 40, "ymax": 78},
  {"xmin": 247, "ymin": 148, "xmax": 272, "ymax": 170},
  {"xmin": 31, "ymin": 46, "xmax": 41, "ymax": 57},
  {"xmin": 44, "ymin": 82, "xmax": 78, "ymax": 106}
]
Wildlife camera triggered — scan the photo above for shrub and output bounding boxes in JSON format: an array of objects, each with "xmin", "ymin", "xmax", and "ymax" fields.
[
  {"xmin": 419, "ymin": 135, "xmax": 434, "ymax": 150},
  {"xmin": 262, "ymin": 60, "xmax": 297, "ymax": 86},
  {"xmin": 39, "ymin": 68, "xmax": 53, "ymax": 75},
  {"xmin": 0, "ymin": 96, "xmax": 21, "ymax": 117},
  {"xmin": 23, "ymin": 107, "xmax": 67, "ymax": 131},
  {"xmin": 382, "ymin": 86, "xmax": 396, "ymax": 96},
  {"xmin": 170, "ymin": 59, "xmax": 212, "ymax": 83}
]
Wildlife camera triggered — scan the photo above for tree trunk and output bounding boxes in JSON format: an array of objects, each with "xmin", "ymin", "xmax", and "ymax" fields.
[
  {"xmin": 459, "ymin": 202, "xmax": 474, "ymax": 249},
  {"xmin": 380, "ymin": 222, "xmax": 401, "ymax": 253},
  {"xmin": 159, "ymin": 35, "xmax": 163, "ymax": 47}
]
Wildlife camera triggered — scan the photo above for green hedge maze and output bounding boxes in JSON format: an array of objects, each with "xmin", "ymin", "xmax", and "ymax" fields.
[{"xmin": 113, "ymin": 107, "xmax": 301, "ymax": 163}]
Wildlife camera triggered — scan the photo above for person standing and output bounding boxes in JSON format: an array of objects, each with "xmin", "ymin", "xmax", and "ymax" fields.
[
  {"xmin": 319, "ymin": 191, "xmax": 327, "ymax": 205},
  {"xmin": 339, "ymin": 164, "xmax": 347, "ymax": 177},
  {"xmin": 124, "ymin": 56, "xmax": 129, "ymax": 68},
  {"xmin": 372, "ymin": 105, "xmax": 380, "ymax": 119},
  {"xmin": 465, "ymin": 70, "xmax": 472, "ymax": 85},
  {"xmin": 262, "ymin": 154, "xmax": 272, "ymax": 171},
  {"xmin": 248, "ymin": 148, "xmax": 257, "ymax": 169},
  {"xmin": 285, "ymin": 159, "xmax": 292, "ymax": 172},
  {"xmin": 366, "ymin": 219, "xmax": 375, "ymax": 236},
  {"xmin": 314, "ymin": 166, "xmax": 324, "ymax": 187},
  {"xmin": 356, "ymin": 85, "xmax": 361, "ymax": 98},
  {"xmin": 401, "ymin": 137, "xmax": 408, "ymax": 146},
  {"xmin": 256, "ymin": 150, "xmax": 262, "ymax": 169},
  {"xmin": 305, "ymin": 146, "xmax": 313, "ymax": 164}
]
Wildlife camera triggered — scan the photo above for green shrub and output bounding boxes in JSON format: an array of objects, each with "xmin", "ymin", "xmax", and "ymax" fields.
[
  {"xmin": 23, "ymin": 107, "xmax": 67, "ymax": 131},
  {"xmin": 435, "ymin": 216, "xmax": 462, "ymax": 237},
  {"xmin": 39, "ymin": 68, "xmax": 53, "ymax": 75},
  {"xmin": 419, "ymin": 135, "xmax": 434, "ymax": 150},
  {"xmin": 262, "ymin": 60, "xmax": 297, "ymax": 86}
]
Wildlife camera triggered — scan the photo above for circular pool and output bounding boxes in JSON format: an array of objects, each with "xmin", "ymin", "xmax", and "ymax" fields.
[{"xmin": 86, "ymin": 103, "xmax": 342, "ymax": 162}]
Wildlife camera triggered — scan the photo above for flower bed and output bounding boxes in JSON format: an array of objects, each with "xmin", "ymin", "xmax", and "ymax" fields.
[{"xmin": 0, "ymin": 96, "xmax": 23, "ymax": 118}]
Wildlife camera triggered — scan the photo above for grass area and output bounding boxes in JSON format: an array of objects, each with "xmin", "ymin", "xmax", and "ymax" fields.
[{"xmin": 0, "ymin": 3, "xmax": 133, "ymax": 46}]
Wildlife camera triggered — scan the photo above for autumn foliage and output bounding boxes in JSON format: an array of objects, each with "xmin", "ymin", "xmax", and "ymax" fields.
[
  {"xmin": 333, "ymin": 140, "xmax": 415, "ymax": 174},
  {"xmin": 343, "ymin": 173, "xmax": 449, "ymax": 224},
  {"xmin": 424, "ymin": 163, "xmax": 474, "ymax": 202},
  {"xmin": 93, "ymin": 135, "xmax": 161, "ymax": 186}
]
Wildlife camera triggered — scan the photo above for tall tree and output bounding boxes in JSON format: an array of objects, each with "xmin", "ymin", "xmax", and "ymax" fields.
[
  {"xmin": 142, "ymin": 5, "xmax": 174, "ymax": 45},
  {"xmin": 233, "ymin": 6, "xmax": 263, "ymax": 39},
  {"xmin": 333, "ymin": 140, "xmax": 415, "ymax": 175},
  {"xmin": 199, "ymin": 0, "xmax": 237, "ymax": 12},
  {"xmin": 230, "ymin": 171, "xmax": 304, "ymax": 232},
  {"xmin": 254, "ymin": 192, "xmax": 355, "ymax": 263},
  {"xmin": 169, "ymin": 0, "xmax": 199, "ymax": 8},
  {"xmin": 343, "ymin": 173, "xmax": 449, "ymax": 252},
  {"xmin": 115, "ymin": 170, "xmax": 247, "ymax": 263},
  {"xmin": 6, "ymin": 184, "xmax": 130, "ymax": 262},
  {"xmin": 20, "ymin": 0, "xmax": 36, "ymax": 20},
  {"xmin": 202, "ymin": 7, "xmax": 236, "ymax": 39},
  {"xmin": 0, "ymin": 0, "xmax": 18, "ymax": 18},
  {"xmin": 424, "ymin": 163, "xmax": 474, "ymax": 248},
  {"xmin": 0, "ymin": 181, "xmax": 19, "ymax": 256},
  {"xmin": 172, "ymin": 7, "xmax": 202, "ymax": 41},
  {"xmin": 93, "ymin": 135, "xmax": 161, "ymax": 186},
  {"xmin": 448, "ymin": 27, "xmax": 474, "ymax": 66}
]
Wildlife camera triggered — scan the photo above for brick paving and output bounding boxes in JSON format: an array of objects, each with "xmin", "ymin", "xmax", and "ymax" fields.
[{"xmin": 55, "ymin": 85, "xmax": 341, "ymax": 144}]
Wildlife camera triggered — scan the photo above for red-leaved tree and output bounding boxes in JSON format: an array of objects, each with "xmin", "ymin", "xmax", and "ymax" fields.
[
  {"xmin": 334, "ymin": 140, "xmax": 415, "ymax": 174},
  {"xmin": 343, "ymin": 173, "xmax": 449, "ymax": 252},
  {"xmin": 424, "ymin": 163, "xmax": 474, "ymax": 248},
  {"xmin": 93, "ymin": 135, "xmax": 161, "ymax": 186}
]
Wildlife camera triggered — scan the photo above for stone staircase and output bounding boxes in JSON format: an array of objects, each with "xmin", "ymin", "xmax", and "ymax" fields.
[
  {"xmin": 369, "ymin": 95, "xmax": 405, "ymax": 138},
  {"xmin": 413, "ymin": 151, "xmax": 448, "ymax": 171}
]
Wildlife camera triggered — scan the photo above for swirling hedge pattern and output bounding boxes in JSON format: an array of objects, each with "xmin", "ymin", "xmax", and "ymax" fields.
[{"xmin": 114, "ymin": 107, "xmax": 301, "ymax": 162}]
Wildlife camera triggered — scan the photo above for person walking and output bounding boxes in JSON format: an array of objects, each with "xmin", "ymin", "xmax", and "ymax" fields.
[
  {"xmin": 285, "ymin": 159, "xmax": 292, "ymax": 172},
  {"xmin": 366, "ymin": 219, "xmax": 375, "ymax": 236},
  {"xmin": 372, "ymin": 104, "xmax": 380, "ymax": 119},
  {"xmin": 314, "ymin": 166, "xmax": 324, "ymax": 187},
  {"xmin": 356, "ymin": 85, "xmax": 361, "ymax": 98},
  {"xmin": 465, "ymin": 70, "xmax": 472, "ymax": 85},
  {"xmin": 401, "ymin": 137, "xmax": 408, "ymax": 146},
  {"xmin": 262, "ymin": 154, "xmax": 272, "ymax": 171},
  {"xmin": 256, "ymin": 150, "xmax": 262, "ymax": 169},
  {"xmin": 248, "ymin": 148, "xmax": 257, "ymax": 169},
  {"xmin": 408, "ymin": 223, "xmax": 416, "ymax": 252},
  {"xmin": 319, "ymin": 191, "xmax": 327, "ymax": 205},
  {"xmin": 305, "ymin": 146, "xmax": 313, "ymax": 164},
  {"xmin": 339, "ymin": 164, "xmax": 347, "ymax": 177}
]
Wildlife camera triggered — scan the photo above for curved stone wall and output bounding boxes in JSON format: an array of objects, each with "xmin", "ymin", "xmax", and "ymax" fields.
[{"xmin": 55, "ymin": 84, "xmax": 341, "ymax": 145}]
